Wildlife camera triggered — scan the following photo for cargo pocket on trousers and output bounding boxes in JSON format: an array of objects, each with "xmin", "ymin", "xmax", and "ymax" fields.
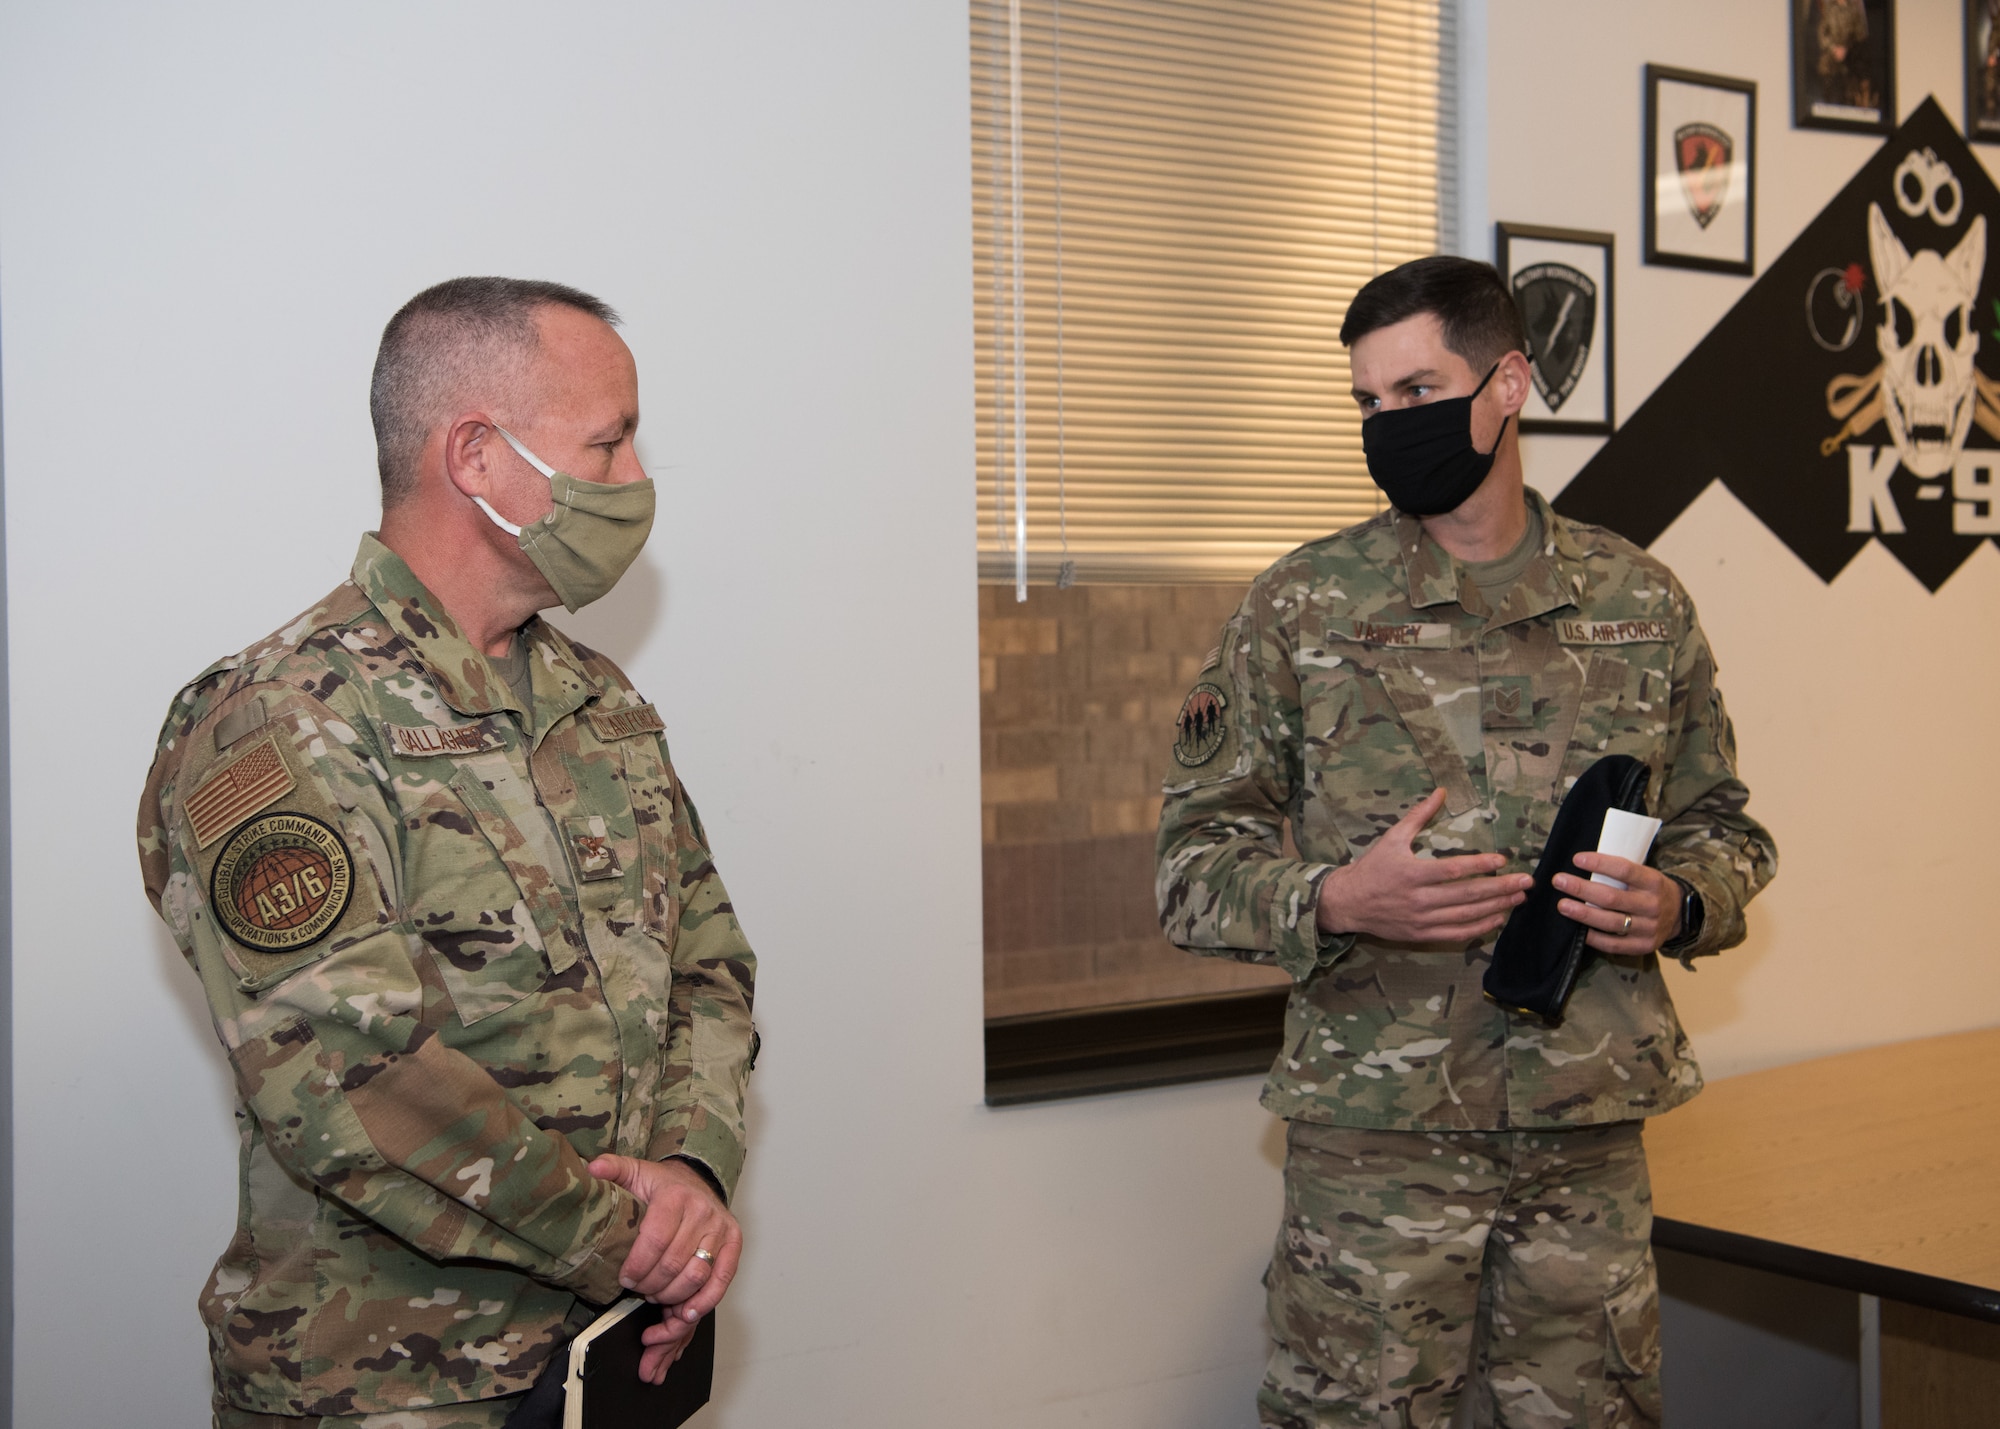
[
  {"xmin": 1263, "ymin": 1254, "xmax": 1383, "ymax": 1417},
  {"xmin": 1601, "ymin": 1253, "xmax": 1664, "ymax": 1426}
]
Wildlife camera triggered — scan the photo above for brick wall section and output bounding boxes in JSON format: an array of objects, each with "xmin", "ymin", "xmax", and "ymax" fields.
[{"xmin": 980, "ymin": 582, "xmax": 1291, "ymax": 1018}]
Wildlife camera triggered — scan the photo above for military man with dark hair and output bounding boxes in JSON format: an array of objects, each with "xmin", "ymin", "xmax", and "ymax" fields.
[
  {"xmin": 139, "ymin": 277, "xmax": 757, "ymax": 1427},
  {"xmin": 1157, "ymin": 255, "xmax": 1776, "ymax": 1427}
]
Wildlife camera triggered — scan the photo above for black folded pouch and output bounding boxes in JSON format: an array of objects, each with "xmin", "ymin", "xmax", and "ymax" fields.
[
  {"xmin": 1483, "ymin": 753, "xmax": 1650, "ymax": 1027},
  {"xmin": 500, "ymin": 1308, "xmax": 713, "ymax": 1429}
]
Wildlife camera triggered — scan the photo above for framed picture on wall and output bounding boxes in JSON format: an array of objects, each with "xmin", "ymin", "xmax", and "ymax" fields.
[
  {"xmin": 1968, "ymin": 0, "xmax": 2000, "ymax": 142},
  {"xmin": 1644, "ymin": 65, "xmax": 1757, "ymax": 276},
  {"xmin": 1792, "ymin": 0, "xmax": 1895, "ymax": 133},
  {"xmin": 1495, "ymin": 223, "xmax": 1615, "ymax": 436}
]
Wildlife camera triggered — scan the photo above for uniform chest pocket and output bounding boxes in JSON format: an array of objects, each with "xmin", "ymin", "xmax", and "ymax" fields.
[
  {"xmin": 1563, "ymin": 649, "xmax": 1673, "ymax": 812},
  {"xmin": 1299, "ymin": 634, "xmax": 1460, "ymax": 768},
  {"xmin": 393, "ymin": 764, "xmax": 578, "ymax": 1025},
  {"xmin": 402, "ymin": 824, "xmax": 555, "ymax": 1025},
  {"xmin": 619, "ymin": 735, "xmax": 683, "ymax": 950},
  {"xmin": 1298, "ymin": 644, "xmax": 1367, "ymax": 753},
  {"xmin": 1364, "ymin": 651, "xmax": 1485, "ymax": 817}
]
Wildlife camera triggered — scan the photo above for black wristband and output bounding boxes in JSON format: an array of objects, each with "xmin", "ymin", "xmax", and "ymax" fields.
[{"xmin": 1660, "ymin": 874, "xmax": 1705, "ymax": 954}]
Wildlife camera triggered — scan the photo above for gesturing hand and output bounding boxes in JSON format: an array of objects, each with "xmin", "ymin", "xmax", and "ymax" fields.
[
  {"xmin": 588, "ymin": 1155, "xmax": 742, "ymax": 1384},
  {"xmin": 1315, "ymin": 787, "xmax": 1533, "ymax": 944}
]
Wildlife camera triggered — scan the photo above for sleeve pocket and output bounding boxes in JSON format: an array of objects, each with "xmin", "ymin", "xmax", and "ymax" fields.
[{"xmin": 622, "ymin": 737, "xmax": 684, "ymax": 947}]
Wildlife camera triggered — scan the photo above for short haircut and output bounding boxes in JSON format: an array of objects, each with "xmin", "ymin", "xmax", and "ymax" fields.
[
  {"xmin": 370, "ymin": 277, "xmax": 620, "ymax": 506},
  {"xmin": 1337, "ymin": 255, "xmax": 1527, "ymax": 372}
]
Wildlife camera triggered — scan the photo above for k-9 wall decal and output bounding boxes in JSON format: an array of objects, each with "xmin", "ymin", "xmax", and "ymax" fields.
[{"xmin": 1556, "ymin": 97, "xmax": 2000, "ymax": 591}]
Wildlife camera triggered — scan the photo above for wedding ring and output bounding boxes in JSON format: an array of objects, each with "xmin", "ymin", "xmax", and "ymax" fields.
[
  {"xmin": 1619, "ymin": 914, "xmax": 1633, "ymax": 936},
  {"xmin": 693, "ymin": 1247, "xmax": 715, "ymax": 1263}
]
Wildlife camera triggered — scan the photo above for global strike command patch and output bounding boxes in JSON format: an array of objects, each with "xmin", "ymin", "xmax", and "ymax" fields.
[
  {"xmin": 185, "ymin": 735, "xmax": 295, "ymax": 848},
  {"xmin": 1174, "ymin": 683, "xmax": 1230, "ymax": 767},
  {"xmin": 209, "ymin": 812, "xmax": 353, "ymax": 954}
]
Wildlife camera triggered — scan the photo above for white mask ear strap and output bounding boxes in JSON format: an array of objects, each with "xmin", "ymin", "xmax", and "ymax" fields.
[
  {"xmin": 494, "ymin": 424, "xmax": 559, "ymax": 478},
  {"xmin": 472, "ymin": 496, "xmax": 524, "ymax": 537},
  {"xmin": 472, "ymin": 425, "xmax": 557, "ymax": 537}
]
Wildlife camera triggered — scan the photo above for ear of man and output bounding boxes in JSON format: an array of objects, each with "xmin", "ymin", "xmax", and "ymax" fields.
[
  {"xmin": 1490, "ymin": 348, "xmax": 1533, "ymax": 418},
  {"xmin": 1467, "ymin": 347, "xmax": 1532, "ymax": 457},
  {"xmin": 440, "ymin": 415, "xmax": 523, "ymax": 511}
]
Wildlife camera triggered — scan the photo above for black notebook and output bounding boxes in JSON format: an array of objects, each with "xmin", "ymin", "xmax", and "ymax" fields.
[
  {"xmin": 1483, "ymin": 753, "xmax": 1651, "ymax": 1026},
  {"xmin": 563, "ymin": 1299, "xmax": 714, "ymax": 1429}
]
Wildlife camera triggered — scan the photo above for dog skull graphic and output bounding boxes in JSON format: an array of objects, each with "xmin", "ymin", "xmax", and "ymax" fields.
[{"xmin": 1869, "ymin": 201, "xmax": 1986, "ymax": 477}]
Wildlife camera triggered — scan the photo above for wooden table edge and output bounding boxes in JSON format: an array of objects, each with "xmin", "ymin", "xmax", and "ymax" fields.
[{"xmin": 1653, "ymin": 1217, "xmax": 2000, "ymax": 1323}]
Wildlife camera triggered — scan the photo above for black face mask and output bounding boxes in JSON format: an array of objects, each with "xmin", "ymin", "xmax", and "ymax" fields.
[{"xmin": 1360, "ymin": 361, "xmax": 1509, "ymax": 516}]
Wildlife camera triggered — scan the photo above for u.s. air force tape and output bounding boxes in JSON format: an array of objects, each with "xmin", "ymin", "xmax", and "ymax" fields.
[{"xmin": 209, "ymin": 812, "xmax": 354, "ymax": 953}]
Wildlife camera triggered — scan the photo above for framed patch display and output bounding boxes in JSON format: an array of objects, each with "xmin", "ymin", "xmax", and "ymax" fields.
[
  {"xmin": 1495, "ymin": 223, "xmax": 1615, "ymax": 436},
  {"xmin": 1645, "ymin": 65, "xmax": 1757, "ymax": 276},
  {"xmin": 1968, "ymin": 0, "xmax": 2000, "ymax": 142},
  {"xmin": 1793, "ymin": 0, "xmax": 1894, "ymax": 134},
  {"xmin": 1553, "ymin": 98, "xmax": 2000, "ymax": 593}
]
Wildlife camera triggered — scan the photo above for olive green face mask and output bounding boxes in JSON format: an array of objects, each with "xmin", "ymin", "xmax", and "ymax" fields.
[{"xmin": 473, "ymin": 425, "xmax": 656, "ymax": 612}]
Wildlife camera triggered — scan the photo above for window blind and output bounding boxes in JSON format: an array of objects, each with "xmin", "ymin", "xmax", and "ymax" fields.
[{"xmin": 973, "ymin": 0, "xmax": 1443, "ymax": 588}]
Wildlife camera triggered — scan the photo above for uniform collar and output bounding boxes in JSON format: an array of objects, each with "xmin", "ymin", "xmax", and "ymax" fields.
[
  {"xmin": 1393, "ymin": 488, "xmax": 1590, "ymax": 624},
  {"xmin": 352, "ymin": 533, "xmax": 595, "ymax": 736}
]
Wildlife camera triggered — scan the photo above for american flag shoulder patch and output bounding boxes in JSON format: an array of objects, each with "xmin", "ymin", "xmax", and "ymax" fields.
[{"xmin": 184, "ymin": 734, "xmax": 295, "ymax": 849}]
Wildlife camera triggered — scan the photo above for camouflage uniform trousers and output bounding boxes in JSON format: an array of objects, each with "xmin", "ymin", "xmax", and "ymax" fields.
[
  {"xmin": 216, "ymin": 1403, "xmax": 517, "ymax": 1429},
  {"xmin": 1260, "ymin": 1120, "xmax": 1662, "ymax": 1429}
]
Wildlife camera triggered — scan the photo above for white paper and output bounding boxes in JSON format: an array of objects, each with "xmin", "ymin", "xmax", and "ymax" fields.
[{"xmin": 1590, "ymin": 808, "xmax": 1662, "ymax": 890}]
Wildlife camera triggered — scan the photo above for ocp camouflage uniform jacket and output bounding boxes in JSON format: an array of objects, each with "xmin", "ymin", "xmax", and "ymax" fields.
[
  {"xmin": 137, "ymin": 535, "xmax": 756, "ymax": 1418},
  {"xmin": 1156, "ymin": 492, "xmax": 1776, "ymax": 1133}
]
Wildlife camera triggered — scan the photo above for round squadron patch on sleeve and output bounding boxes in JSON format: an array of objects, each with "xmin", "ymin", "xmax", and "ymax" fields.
[
  {"xmin": 1173, "ymin": 682, "xmax": 1230, "ymax": 768},
  {"xmin": 209, "ymin": 812, "xmax": 354, "ymax": 953}
]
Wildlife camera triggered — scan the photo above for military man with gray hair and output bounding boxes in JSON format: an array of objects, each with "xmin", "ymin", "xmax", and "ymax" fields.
[
  {"xmin": 139, "ymin": 277, "xmax": 756, "ymax": 1427},
  {"xmin": 1157, "ymin": 256, "xmax": 1776, "ymax": 1427}
]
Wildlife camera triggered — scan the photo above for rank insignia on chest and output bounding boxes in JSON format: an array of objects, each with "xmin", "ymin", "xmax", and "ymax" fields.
[
  {"xmin": 209, "ymin": 812, "xmax": 353, "ymax": 953},
  {"xmin": 563, "ymin": 814, "xmax": 623, "ymax": 881},
  {"xmin": 1483, "ymin": 675, "xmax": 1538, "ymax": 729},
  {"xmin": 1174, "ymin": 683, "xmax": 1230, "ymax": 767}
]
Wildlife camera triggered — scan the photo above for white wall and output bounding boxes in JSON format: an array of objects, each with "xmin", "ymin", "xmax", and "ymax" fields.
[
  {"xmin": 3, "ymin": 2, "xmax": 1993, "ymax": 1427},
  {"xmin": 1487, "ymin": 0, "xmax": 2000, "ymax": 1079}
]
